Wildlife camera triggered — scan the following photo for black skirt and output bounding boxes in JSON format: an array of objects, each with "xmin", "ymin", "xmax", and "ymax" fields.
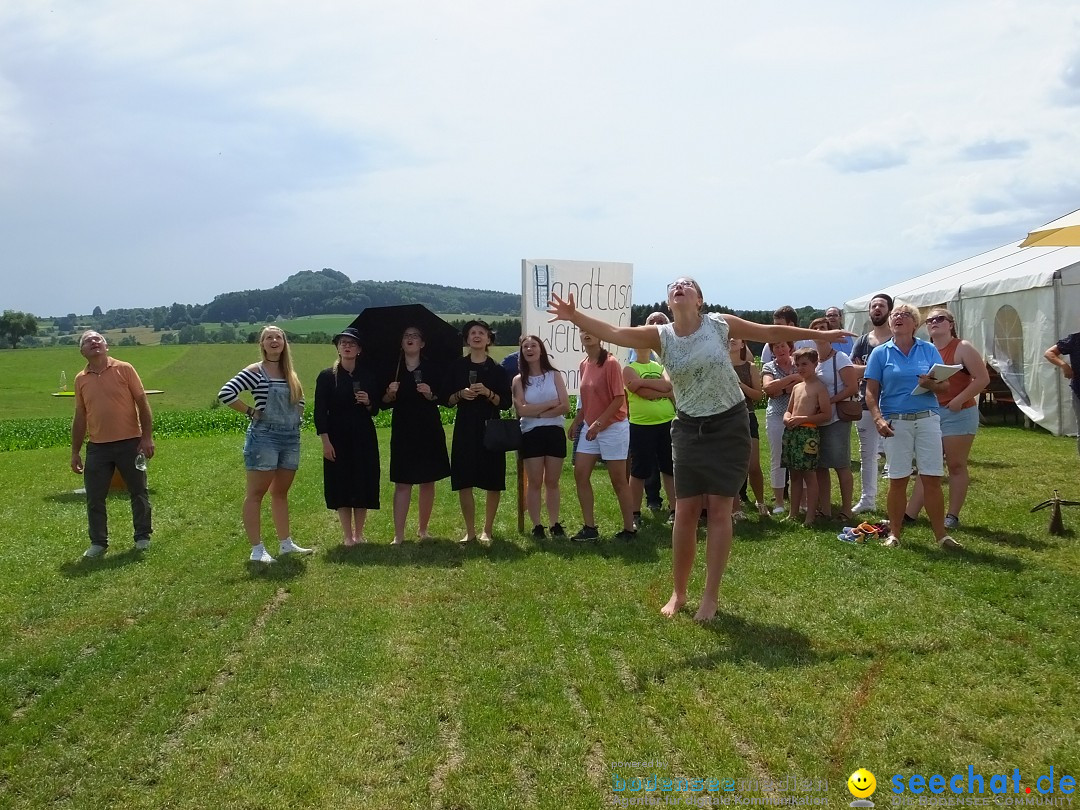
[{"xmin": 670, "ymin": 402, "xmax": 750, "ymax": 497}]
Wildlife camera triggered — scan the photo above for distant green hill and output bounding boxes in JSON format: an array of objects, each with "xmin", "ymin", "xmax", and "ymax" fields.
[{"xmin": 82, "ymin": 269, "xmax": 520, "ymax": 332}]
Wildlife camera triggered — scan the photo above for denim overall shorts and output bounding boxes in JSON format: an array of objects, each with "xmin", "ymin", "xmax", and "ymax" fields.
[{"xmin": 243, "ymin": 377, "xmax": 301, "ymax": 471}]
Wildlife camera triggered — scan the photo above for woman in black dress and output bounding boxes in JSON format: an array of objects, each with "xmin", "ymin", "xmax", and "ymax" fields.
[
  {"xmin": 446, "ymin": 320, "xmax": 511, "ymax": 545},
  {"xmin": 381, "ymin": 325, "xmax": 450, "ymax": 545},
  {"xmin": 314, "ymin": 328, "xmax": 381, "ymax": 545}
]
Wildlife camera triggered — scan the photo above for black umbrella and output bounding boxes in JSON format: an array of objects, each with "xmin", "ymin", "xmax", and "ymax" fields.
[{"xmin": 348, "ymin": 304, "xmax": 462, "ymax": 382}]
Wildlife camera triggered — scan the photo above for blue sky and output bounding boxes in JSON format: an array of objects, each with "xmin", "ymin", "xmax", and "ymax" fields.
[{"xmin": 2, "ymin": 0, "xmax": 1080, "ymax": 317}]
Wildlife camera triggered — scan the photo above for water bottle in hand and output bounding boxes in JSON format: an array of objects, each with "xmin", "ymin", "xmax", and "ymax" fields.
[{"xmin": 135, "ymin": 453, "xmax": 148, "ymax": 472}]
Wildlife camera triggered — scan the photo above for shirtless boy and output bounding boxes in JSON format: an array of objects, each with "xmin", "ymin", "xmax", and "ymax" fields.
[{"xmin": 782, "ymin": 348, "xmax": 832, "ymax": 527}]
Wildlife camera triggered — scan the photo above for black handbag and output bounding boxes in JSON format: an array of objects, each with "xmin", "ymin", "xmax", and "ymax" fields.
[{"xmin": 483, "ymin": 418, "xmax": 521, "ymax": 452}]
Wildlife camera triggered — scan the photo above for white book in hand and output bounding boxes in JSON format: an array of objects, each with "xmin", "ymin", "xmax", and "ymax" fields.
[{"xmin": 911, "ymin": 363, "xmax": 964, "ymax": 395}]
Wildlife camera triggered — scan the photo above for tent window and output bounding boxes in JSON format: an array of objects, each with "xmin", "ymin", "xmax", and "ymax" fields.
[{"xmin": 993, "ymin": 305, "xmax": 1029, "ymax": 405}]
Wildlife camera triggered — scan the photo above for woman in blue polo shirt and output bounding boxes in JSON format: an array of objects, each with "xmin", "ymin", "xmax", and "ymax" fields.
[{"xmin": 864, "ymin": 302, "xmax": 961, "ymax": 550}]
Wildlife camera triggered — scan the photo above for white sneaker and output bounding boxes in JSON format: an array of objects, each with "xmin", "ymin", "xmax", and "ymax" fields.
[
  {"xmin": 771, "ymin": 505, "xmax": 787, "ymax": 515},
  {"xmin": 852, "ymin": 500, "xmax": 875, "ymax": 514},
  {"xmin": 249, "ymin": 545, "xmax": 276, "ymax": 564},
  {"xmin": 279, "ymin": 537, "xmax": 312, "ymax": 555},
  {"xmin": 83, "ymin": 544, "xmax": 107, "ymax": 558},
  {"xmin": 135, "ymin": 538, "xmax": 150, "ymax": 550}
]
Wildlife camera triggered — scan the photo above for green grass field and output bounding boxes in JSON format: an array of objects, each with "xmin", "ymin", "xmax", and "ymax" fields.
[
  {"xmin": 0, "ymin": 415, "xmax": 1077, "ymax": 808},
  {"xmin": 2, "ymin": 344, "xmax": 515, "ymax": 421},
  {"xmin": 1, "ymin": 345, "xmax": 1076, "ymax": 806}
]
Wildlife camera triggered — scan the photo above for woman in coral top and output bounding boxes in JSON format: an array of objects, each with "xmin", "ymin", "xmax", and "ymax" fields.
[
  {"xmin": 905, "ymin": 307, "xmax": 989, "ymax": 530},
  {"xmin": 566, "ymin": 331, "xmax": 637, "ymax": 541}
]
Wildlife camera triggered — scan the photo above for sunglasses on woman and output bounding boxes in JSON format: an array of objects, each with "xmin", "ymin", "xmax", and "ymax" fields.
[{"xmin": 925, "ymin": 315, "xmax": 950, "ymax": 325}]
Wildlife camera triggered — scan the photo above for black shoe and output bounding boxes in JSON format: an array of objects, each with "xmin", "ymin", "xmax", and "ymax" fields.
[
  {"xmin": 531, "ymin": 524, "xmax": 546, "ymax": 539},
  {"xmin": 667, "ymin": 510, "xmax": 676, "ymax": 525},
  {"xmin": 647, "ymin": 501, "xmax": 664, "ymax": 512},
  {"xmin": 570, "ymin": 525, "xmax": 599, "ymax": 542},
  {"xmin": 632, "ymin": 511, "xmax": 642, "ymax": 530},
  {"xmin": 614, "ymin": 528, "xmax": 638, "ymax": 541},
  {"xmin": 550, "ymin": 522, "xmax": 566, "ymax": 538}
]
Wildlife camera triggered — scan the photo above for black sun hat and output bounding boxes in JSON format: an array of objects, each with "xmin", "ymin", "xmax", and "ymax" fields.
[
  {"xmin": 460, "ymin": 319, "xmax": 495, "ymax": 344},
  {"xmin": 332, "ymin": 327, "xmax": 363, "ymax": 346}
]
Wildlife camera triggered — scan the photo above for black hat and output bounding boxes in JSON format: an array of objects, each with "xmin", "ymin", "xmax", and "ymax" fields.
[
  {"xmin": 460, "ymin": 319, "xmax": 494, "ymax": 343},
  {"xmin": 332, "ymin": 327, "xmax": 363, "ymax": 346}
]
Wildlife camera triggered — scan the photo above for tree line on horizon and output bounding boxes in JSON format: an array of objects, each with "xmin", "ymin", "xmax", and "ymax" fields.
[{"xmin": 2, "ymin": 268, "xmax": 826, "ymax": 348}]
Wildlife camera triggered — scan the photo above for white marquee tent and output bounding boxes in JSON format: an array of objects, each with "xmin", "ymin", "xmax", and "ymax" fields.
[{"xmin": 844, "ymin": 241, "xmax": 1080, "ymax": 437}]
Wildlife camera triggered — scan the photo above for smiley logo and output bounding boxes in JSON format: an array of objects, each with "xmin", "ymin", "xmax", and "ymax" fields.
[{"xmin": 847, "ymin": 768, "xmax": 876, "ymax": 799}]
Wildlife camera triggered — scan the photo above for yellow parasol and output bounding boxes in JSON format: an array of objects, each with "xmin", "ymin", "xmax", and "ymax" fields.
[{"xmin": 1020, "ymin": 208, "xmax": 1080, "ymax": 247}]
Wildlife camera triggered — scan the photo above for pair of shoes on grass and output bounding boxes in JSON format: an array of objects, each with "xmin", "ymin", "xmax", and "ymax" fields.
[
  {"xmin": 880, "ymin": 534, "xmax": 962, "ymax": 550},
  {"xmin": 249, "ymin": 537, "xmax": 312, "ymax": 563},
  {"xmin": 459, "ymin": 532, "xmax": 493, "ymax": 546},
  {"xmin": 532, "ymin": 524, "xmax": 567, "ymax": 539},
  {"xmin": 84, "ymin": 538, "xmax": 151, "ymax": 558},
  {"xmin": 570, "ymin": 525, "xmax": 637, "ymax": 541},
  {"xmin": 837, "ymin": 522, "xmax": 889, "ymax": 544}
]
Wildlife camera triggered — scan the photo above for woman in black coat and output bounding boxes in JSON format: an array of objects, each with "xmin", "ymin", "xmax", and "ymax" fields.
[
  {"xmin": 314, "ymin": 328, "xmax": 381, "ymax": 545},
  {"xmin": 445, "ymin": 320, "xmax": 511, "ymax": 545},
  {"xmin": 381, "ymin": 325, "xmax": 450, "ymax": 544}
]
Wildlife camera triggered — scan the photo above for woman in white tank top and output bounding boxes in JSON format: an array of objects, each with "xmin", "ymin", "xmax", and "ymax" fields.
[{"xmin": 511, "ymin": 336, "xmax": 570, "ymax": 538}]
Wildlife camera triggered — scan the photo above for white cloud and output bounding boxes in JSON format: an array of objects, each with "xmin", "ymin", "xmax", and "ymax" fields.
[
  {"xmin": 957, "ymin": 138, "xmax": 1029, "ymax": 161},
  {"xmin": 4, "ymin": 0, "xmax": 1080, "ymax": 316},
  {"xmin": 809, "ymin": 117, "xmax": 923, "ymax": 173}
]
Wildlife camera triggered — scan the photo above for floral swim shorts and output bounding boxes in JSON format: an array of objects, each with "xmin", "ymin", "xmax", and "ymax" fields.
[{"xmin": 782, "ymin": 425, "xmax": 819, "ymax": 471}]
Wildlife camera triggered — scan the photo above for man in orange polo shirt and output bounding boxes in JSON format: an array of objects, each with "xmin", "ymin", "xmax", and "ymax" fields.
[{"xmin": 70, "ymin": 331, "xmax": 155, "ymax": 558}]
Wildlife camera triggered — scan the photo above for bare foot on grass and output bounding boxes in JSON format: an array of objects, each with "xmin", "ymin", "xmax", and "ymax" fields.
[
  {"xmin": 693, "ymin": 598, "xmax": 718, "ymax": 622},
  {"xmin": 661, "ymin": 593, "xmax": 686, "ymax": 618}
]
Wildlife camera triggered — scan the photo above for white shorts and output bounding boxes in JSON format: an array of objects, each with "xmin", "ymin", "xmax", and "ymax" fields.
[
  {"xmin": 882, "ymin": 412, "xmax": 943, "ymax": 478},
  {"xmin": 577, "ymin": 419, "xmax": 630, "ymax": 461}
]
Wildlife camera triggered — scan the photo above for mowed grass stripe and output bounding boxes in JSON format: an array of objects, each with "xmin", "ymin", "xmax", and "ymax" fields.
[{"xmin": 0, "ymin": 425, "xmax": 1077, "ymax": 808}]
